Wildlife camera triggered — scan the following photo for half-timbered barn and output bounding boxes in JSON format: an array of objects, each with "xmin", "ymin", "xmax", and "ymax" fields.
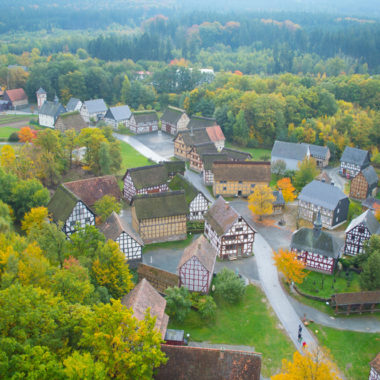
[
  {"xmin": 291, "ymin": 212, "xmax": 341, "ymax": 274},
  {"xmin": 298, "ymin": 180, "xmax": 349, "ymax": 229},
  {"xmin": 65, "ymin": 97, "xmax": 82, "ymax": 112},
  {"xmin": 204, "ymin": 196, "xmax": 256, "ymax": 259},
  {"xmin": 121, "ymin": 278, "xmax": 169, "ymax": 339},
  {"xmin": 3, "ymin": 88, "xmax": 28, "ymax": 109},
  {"xmin": 189, "ymin": 142, "xmax": 218, "ymax": 172},
  {"xmin": 272, "ymin": 190, "xmax": 285, "ymax": 214},
  {"xmin": 369, "ymin": 353, "xmax": 380, "ymax": 380},
  {"xmin": 168, "ymin": 174, "xmax": 210, "ymax": 221},
  {"xmin": 132, "ymin": 191, "xmax": 188, "ymax": 244},
  {"xmin": 128, "ymin": 110, "xmax": 159, "ymax": 134},
  {"xmin": 350, "ymin": 165, "xmax": 378, "ymax": 201},
  {"xmin": 38, "ymin": 99, "xmax": 66, "ymax": 128},
  {"xmin": 99, "ymin": 211, "xmax": 144, "ymax": 267},
  {"xmin": 48, "ymin": 185, "xmax": 95, "ymax": 235},
  {"xmin": 212, "ymin": 161, "xmax": 271, "ymax": 197},
  {"xmin": 271, "ymin": 140, "xmax": 310, "ymax": 171},
  {"xmin": 340, "ymin": 146, "xmax": 371, "ymax": 179},
  {"xmin": 104, "ymin": 105, "xmax": 132, "ymax": 129},
  {"xmin": 54, "ymin": 111, "xmax": 87, "ymax": 133},
  {"xmin": 344, "ymin": 210, "xmax": 380, "ymax": 256},
  {"xmin": 161, "ymin": 106, "xmax": 190, "ymax": 135},
  {"xmin": 178, "ymin": 235, "xmax": 216, "ymax": 293},
  {"xmin": 307, "ymin": 144, "xmax": 330, "ymax": 168},
  {"xmin": 80, "ymin": 99, "xmax": 107, "ymax": 123}
]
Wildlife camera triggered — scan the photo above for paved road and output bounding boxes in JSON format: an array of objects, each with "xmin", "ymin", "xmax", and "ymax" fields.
[
  {"xmin": 132, "ymin": 131, "xmax": 175, "ymax": 160},
  {"xmin": 184, "ymin": 169, "xmax": 214, "ymax": 202},
  {"xmin": 325, "ymin": 166, "xmax": 348, "ymax": 191}
]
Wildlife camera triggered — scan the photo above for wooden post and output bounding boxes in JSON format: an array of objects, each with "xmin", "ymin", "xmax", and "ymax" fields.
[
  {"xmin": 371, "ymin": 303, "xmax": 375, "ymax": 314},
  {"xmin": 346, "ymin": 304, "xmax": 351, "ymax": 316}
]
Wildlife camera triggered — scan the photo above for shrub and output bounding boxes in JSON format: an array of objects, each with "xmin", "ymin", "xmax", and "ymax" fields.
[
  {"xmin": 165, "ymin": 286, "xmax": 191, "ymax": 323},
  {"xmin": 197, "ymin": 295, "xmax": 217, "ymax": 321},
  {"xmin": 214, "ymin": 268, "xmax": 245, "ymax": 304},
  {"xmin": 8, "ymin": 132, "xmax": 19, "ymax": 142}
]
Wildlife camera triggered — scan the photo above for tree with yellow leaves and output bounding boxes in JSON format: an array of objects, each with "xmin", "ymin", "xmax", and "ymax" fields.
[
  {"xmin": 271, "ymin": 348, "xmax": 341, "ymax": 380},
  {"xmin": 248, "ymin": 184, "xmax": 275, "ymax": 220},
  {"xmin": 273, "ymin": 248, "xmax": 308, "ymax": 285},
  {"xmin": 0, "ymin": 145, "xmax": 16, "ymax": 171},
  {"xmin": 21, "ymin": 206, "xmax": 48, "ymax": 234},
  {"xmin": 277, "ymin": 177, "xmax": 296, "ymax": 203}
]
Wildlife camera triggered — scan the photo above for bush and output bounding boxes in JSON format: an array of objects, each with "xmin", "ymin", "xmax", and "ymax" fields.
[
  {"xmin": 165, "ymin": 286, "xmax": 191, "ymax": 323},
  {"xmin": 8, "ymin": 132, "xmax": 19, "ymax": 142},
  {"xmin": 197, "ymin": 295, "xmax": 217, "ymax": 321},
  {"xmin": 187, "ymin": 220, "xmax": 204, "ymax": 234},
  {"xmin": 213, "ymin": 268, "xmax": 245, "ymax": 304}
]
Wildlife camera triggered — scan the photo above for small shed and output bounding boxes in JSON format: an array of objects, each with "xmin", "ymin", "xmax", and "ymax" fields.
[
  {"xmin": 331, "ymin": 291, "xmax": 380, "ymax": 315},
  {"xmin": 164, "ymin": 329, "xmax": 185, "ymax": 346}
]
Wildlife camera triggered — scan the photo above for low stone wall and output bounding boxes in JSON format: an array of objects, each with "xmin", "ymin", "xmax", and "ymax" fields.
[{"xmin": 293, "ymin": 284, "xmax": 331, "ymax": 303}]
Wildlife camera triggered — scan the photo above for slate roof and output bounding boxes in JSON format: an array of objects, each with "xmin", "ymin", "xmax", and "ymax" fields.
[
  {"xmin": 66, "ymin": 97, "xmax": 81, "ymax": 112},
  {"xmin": 161, "ymin": 106, "xmax": 187, "ymax": 125},
  {"xmin": 121, "ymin": 278, "xmax": 168, "ymax": 339},
  {"xmin": 178, "ymin": 235, "xmax": 217, "ymax": 273},
  {"xmin": 48, "ymin": 185, "xmax": 79, "ymax": 223},
  {"xmin": 56, "ymin": 111, "xmax": 87, "ymax": 132},
  {"xmin": 5, "ymin": 88, "xmax": 28, "ymax": 102},
  {"xmin": 64, "ymin": 175, "xmax": 121, "ymax": 207},
  {"xmin": 361, "ymin": 165, "xmax": 378, "ymax": 189},
  {"xmin": 105, "ymin": 105, "xmax": 132, "ymax": 121},
  {"xmin": 332, "ymin": 291, "xmax": 380, "ymax": 306},
  {"xmin": 99, "ymin": 211, "xmax": 144, "ymax": 246},
  {"xmin": 370, "ymin": 353, "xmax": 380, "ymax": 374},
  {"xmin": 304, "ymin": 143, "xmax": 329, "ymax": 159},
  {"xmin": 206, "ymin": 125, "xmax": 225, "ymax": 142},
  {"xmin": 271, "ymin": 140, "xmax": 309, "ymax": 161},
  {"xmin": 191, "ymin": 142, "xmax": 218, "ymax": 156},
  {"xmin": 298, "ymin": 180, "xmax": 348, "ymax": 210},
  {"xmin": 36, "ymin": 87, "xmax": 46, "ymax": 95},
  {"xmin": 273, "ymin": 190, "xmax": 285, "ymax": 206},
  {"xmin": 202, "ymin": 153, "xmax": 229, "ymax": 170},
  {"xmin": 83, "ymin": 99, "xmax": 107, "ymax": 114},
  {"xmin": 39, "ymin": 101, "xmax": 66, "ymax": 117},
  {"xmin": 212, "ymin": 161, "xmax": 271, "ymax": 183},
  {"xmin": 156, "ymin": 345, "xmax": 262, "ymax": 380},
  {"xmin": 133, "ymin": 191, "xmax": 188, "ymax": 220},
  {"xmin": 340, "ymin": 146, "xmax": 370, "ymax": 166},
  {"xmin": 124, "ymin": 164, "xmax": 168, "ymax": 190},
  {"xmin": 176, "ymin": 127, "xmax": 210, "ymax": 146},
  {"xmin": 291, "ymin": 227, "xmax": 341, "ymax": 258},
  {"xmin": 168, "ymin": 174, "xmax": 201, "ymax": 204},
  {"xmin": 187, "ymin": 116, "xmax": 216, "ymax": 129},
  {"xmin": 345, "ymin": 210, "xmax": 380, "ymax": 235},
  {"xmin": 133, "ymin": 110, "xmax": 158, "ymax": 124}
]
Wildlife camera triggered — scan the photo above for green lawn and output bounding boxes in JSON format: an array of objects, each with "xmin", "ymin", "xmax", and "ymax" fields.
[
  {"xmin": 0, "ymin": 126, "xmax": 20, "ymax": 138},
  {"xmin": 225, "ymin": 142, "xmax": 271, "ymax": 161},
  {"xmin": 168, "ymin": 285, "xmax": 294, "ymax": 377},
  {"xmin": 310, "ymin": 323, "xmax": 380, "ymax": 380},
  {"xmin": 118, "ymin": 140, "xmax": 153, "ymax": 174},
  {"xmin": 143, "ymin": 234, "xmax": 194, "ymax": 253},
  {"xmin": 0, "ymin": 114, "xmax": 37, "ymax": 125}
]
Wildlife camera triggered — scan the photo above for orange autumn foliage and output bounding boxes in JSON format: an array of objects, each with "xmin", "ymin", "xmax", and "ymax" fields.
[
  {"xmin": 277, "ymin": 177, "xmax": 296, "ymax": 203},
  {"xmin": 273, "ymin": 248, "xmax": 308, "ymax": 285},
  {"xmin": 18, "ymin": 126, "xmax": 37, "ymax": 142}
]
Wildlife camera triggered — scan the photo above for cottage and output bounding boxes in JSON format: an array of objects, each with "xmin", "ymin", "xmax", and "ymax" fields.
[
  {"xmin": 340, "ymin": 146, "xmax": 371, "ymax": 179},
  {"xmin": 189, "ymin": 142, "xmax": 218, "ymax": 172},
  {"xmin": 104, "ymin": 105, "xmax": 132, "ymax": 129},
  {"xmin": 54, "ymin": 111, "xmax": 87, "ymax": 133},
  {"xmin": 298, "ymin": 180, "xmax": 349, "ymax": 229},
  {"xmin": 271, "ymin": 140, "xmax": 310, "ymax": 171},
  {"xmin": 161, "ymin": 106, "xmax": 190, "ymax": 135},
  {"xmin": 168, "ymin": 174, "xmax": 210, "ymax": 221},
  {"xmin": 204, "ymin": 196, "xmax": 256, "ymax": 259},
  {"xmin": 369, "ymin": 353, "xmax": 380, "ymax": 380},
  {"xmin": 3, "ymin": 88, "xmax": 28, "ymax": 109},
  {"xmin": 307, "ymin": 144, "xmax": 330, "ymax": 168},
  {"xmin": 350, "ymin": 165, "xmax": 378, "ymax": 200},
  {"xmin": 99, "ymin": 211, "xmax": 144, "ymax": 267},
  {"xmin": 121, "ymin": 278, "xmax": 169, "ymax": 339},
  {"xmin": 80, "ymin": 99, "xmax": 107, "ymax": 123},
  {"xmin": 65, "ymin": 97, "xmax": 82, "ymax": 112},
  {"xmin": 128, "ymin": 110, "xmax": 158, "ymax": 134},
  {"xmin": 331, "ymin": 291, "xmax": 380, "ymax": 315},
  {"xmin": 178, "ymin": 235, "xmax": 216, "ymax": 293},
  {"xmin": 344, "ymin": 210, "xmax": 380, "ymax": 256},
  {"xmin": 272, "ymin": 190, "xmax": 285, "ymax": 214},
  {"xmin": 36, "ymin": 87, "xmax": 47, "ymax": 109},
  {"xmin": 132, "ymin": 191, "xmax": 188, "ymax": 244},
  {"xmin": 291, "ymin": 212, "xmax": 341, "ymax": 274},
  {"xmin": 212, "ymin": 161, "xmax": 271, "ymax": 197},
  {"xmin": 38, "ymin": 98, "xmax": 66, "ymax": 128}
]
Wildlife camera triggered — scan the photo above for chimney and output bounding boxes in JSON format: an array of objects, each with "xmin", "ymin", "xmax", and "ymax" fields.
[{"xmin": 313, "ymin": 210, "xmax": 322, "ymax": 239}]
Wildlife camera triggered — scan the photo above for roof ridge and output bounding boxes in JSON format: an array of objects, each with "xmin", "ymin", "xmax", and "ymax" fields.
[
  {"xmin": 64, "ymin": 175, "xmax": 115, "ymax": 185},
  {"xmin": 133, "ymin": 190, "xmax": 184, "ymax": 200}
]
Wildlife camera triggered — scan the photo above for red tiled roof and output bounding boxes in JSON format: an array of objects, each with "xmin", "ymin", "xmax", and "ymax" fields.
[
  {"xmin": 371, "ymin": 353, "xmax": 380, "ymax": 373},
  {"xmin": 206, "ymin": 125, "xmax": 225, "ymax": 143},
  {"xmin": 5, "ymin": 88, "xmax": 27, "ymax": 102}
]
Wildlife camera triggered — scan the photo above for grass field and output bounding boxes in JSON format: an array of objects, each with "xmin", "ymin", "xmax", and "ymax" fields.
[
  {"xmin": 225, "ymin": 142, "xmax": 271, "ymax": 161},
  {"xmin": 118, "ymin": 140, "xmax": 153, "ymax": 174},
  {"xmin": 0, "ymin": 114, "xmax": 37, "ymax": 125},
  {"xmin": 143, "ymin": 234, "xmax": 194, "ymax": 253},
  {"xmin": 310, "ymin": 323, "xmax": 380, "ymax": 380},
  {"xmin": 168, "ymin": 284, "xmax": 294, "ymax": 377},
  {"xmin": 0, "ymin": 126, "xmax": 20, "ymax": 138}
]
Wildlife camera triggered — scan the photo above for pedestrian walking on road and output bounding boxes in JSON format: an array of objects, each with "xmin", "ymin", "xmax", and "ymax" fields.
[
  {"xmin": 298, "ymin": 324, "xmax": 302, "ymax": 334},
  {"xmin": 302, "ymin": 341, "xmax": 307, "ymax": 349},
  {"xmin": 298, "ymin": 333, "xmax": 302, "ymax": 343}
]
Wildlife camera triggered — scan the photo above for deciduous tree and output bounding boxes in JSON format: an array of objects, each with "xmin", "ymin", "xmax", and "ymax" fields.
[
  {"xmin": 213, "ymin": 268, "xmax": 246, "ymax": 304},
  {"xmin": 18, "ymin": 127, "xmax": 36, "ymax": 143},
  {"xmin": 0, "ymin": 145, "xmax": 16, "ymax": 171},
  {"xmin": 248, "ymin": 185, "xmax": 275, "ymax": 220},
  {"xmin": 94, "ymin": 195, "xmax": 122, "ymax": 223},
  {"xmin": 165, "ymin": 286, "xmax": 191, "ymax": 322},
  {"xmin": 277, "ymin": 177, "xmax": 296, "ymax": 203},
  {"xmin": 273, "ymin": 249, "xmax": 308, "ymax": 285},
  {"xmin": 294, "ymin": 157, "xmax": 318, "ymax": 191},
  {"xmin": 21, "ymin": 206, "xmax": 48, "ymax": 234}
]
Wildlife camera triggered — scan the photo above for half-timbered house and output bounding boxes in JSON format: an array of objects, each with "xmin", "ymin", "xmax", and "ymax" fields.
[
  {"xmin": 344, "ymin": 210, "xmax": 380, "ymax": 256},
  {"xmin": 204, "ymin": 196, "xmax": 256, "ymax": 259},
  {"xmin": 350, "ymin": 165, "xmax": 378, "ymax": 201},
  {"xmin": 168, "ymin": 174, "xmax": 210, "ymax": 221},
  {"xmin": 54, "ymin": 111, "xmax": 87, "ymax": 133},
  {"xmin": 128, "ymin": 110, "xmax": 159, "ymax": 134},
  {"xmin": 189, "ymin": 143, "xmax": 218, "ymax": 172},
  {"xmin": 161, "ymin": 106, "xmax": 190, "ymax": 135},
  {"xmin": 291, "ymin": 212, "xmax": 341, "ymax": 274},
  {"xmin": 212, "ymin": 161, "xmax": 271, "ymax": 197},
  {"xmin": 340, "ymin": 146, "xmax": 371, "ymax": 179},
  {"xmin": 307, "ymin": 144, "xmax": 331, "ymax": 168},
  {"xmin": 65, "ymin": 97, "xmax": 82, "ymax": 112},
  {"xmin": 38, "ymin": 98, "xmax": 66, "ymax": 128},
  {"xmin": 80, "ymin": 99, "xmax": 107, "ymax": 123},
  {"xmin": 271, "ymin": 140, "xmax": 310, "ymax": 171},
  {"xmin": 99, "ymin": 211, "xmax": 144, "ymax": 267},
  {"xmin": 178, "ymin": 235, "xmax": 217, "ymax": 293},
  {"xmin": 3, "ymin": 88, "xmax": 28, "ymax": 109},
  {"xmin": 369, "ymin": 353, "xmax": 380, "ymax": 380},
  {"xmin": 121, "ymin": 278, "xmax": 169, "ymax": 339},
  {"xmin": 104, "ymin": 105, "xmax": 132, "ymax": 129},
  {"xmin": 272, "ymin": 190, "xmax": 285, "ymax": 214},
  {"xmin": 298, "ymin": 180, "xmax": 349, "ymax": 229},
  {"xmin": 132, "ymin": 191, "xmax": 188, "ymax": 244}
]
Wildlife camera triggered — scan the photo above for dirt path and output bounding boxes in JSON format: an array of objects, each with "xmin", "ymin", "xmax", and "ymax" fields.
[{"xmin": 0, "ymin": 120, "xmax": 31, "ymax": 128}]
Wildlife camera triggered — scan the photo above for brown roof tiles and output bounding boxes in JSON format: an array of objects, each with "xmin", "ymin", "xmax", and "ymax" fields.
[
  {"xmin": 5, "ymin": 88, "xmax": 27, "ymax": 102},
  {"xmin": 206, "ymin": 125, "xmax": 225, "ymax": 143},
  {"xmin": 212, "ymin": 161, "xmax": 271, "ymax": 182},
  {"xmin": 332, "ymin": 291, "xmax": 380, "ymax": 306}
]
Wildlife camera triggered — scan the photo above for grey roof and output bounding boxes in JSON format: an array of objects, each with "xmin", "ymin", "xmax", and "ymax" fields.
[
  {"xmin": 361, "ymin": 165, "xmax": 378, "ymax": 189},
  {"xmin": 340, "ymin": 146, "xmax": 370, "ymax": 167},
  {"xmin": 202, "ymin": 153, "xmax": 229, "ymax": 170},
  {"xmin": 39, "ymin": 101, "xmax": 66, "ymax": 118},
  {"xmin": 84, "ymin": 99, "xmax": 107, "ymax": 114},
  {"xmin": 298, "ymin": 180, "xmax": 348, "ymax": 210},
  {"xmin": 187, "ymin": 116, "xmax": 216, "ymax": 129},
  {"xmin": 66, "ymin": 97, "xmax": 81, "ymax": 112},
  {"xmin": 105, "ymin": 105, "xmax": 132, "ymax": 121},
  {"xmin": 362, "ymin": 197, "xmax": 380, "ymax": 211},
  {"xmin": 133, "ymin": 110, "xmax": 158, "ymax": 124},
  {"xmin": 36, "ymin": 87, "xmax": 46, "ymax": 95},
  {"xmin": 161, "ymin": 106, "xmax": 186, "ymax": 125},
  {"xmin": 175, "ymin": 128, "xmax": 211, "ymax": 146},
  {"xmin": 221, "ymin": 148, "xmax": 252, "ymax": 160},
  {"xmin": 345, "ymin": 210, "xmax": 380, "ymax": 235},
  {"xmin": 271, "ymin": 140, "xmax": 309, "ymax": 161},
  {"xmin": 273, "ymin": 190, "xmax": 285, "ymax": 206},
  {"xmin": 291, "ymin": 227, "xmax": 341, "ymax": 259},
  {"xmin": 306, "ymin": 144, "xmax": 329, "ymax": 159}
]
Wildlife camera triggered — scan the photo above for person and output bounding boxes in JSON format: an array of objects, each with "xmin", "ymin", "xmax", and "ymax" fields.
[
  {"xmin": 298, "ymin": 324, "xmax": 302, "ymax": 334},
  {"xmin": 302, "ymin": 341, "xmax": 307, "ymax": 349},
  {"xmin": 298, "ymin": 332, "xmax": 302, "ymax": 342}
]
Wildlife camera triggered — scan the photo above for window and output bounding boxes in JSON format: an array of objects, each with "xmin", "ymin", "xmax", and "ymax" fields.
[
  {"xmin": 236, "ymin": 227, "xmax": 243, "ymax": 232},
  {"xmin": 358, "ymin": 227, "xmax": 365, "ymax": 234},
  {"xmin": 223, "ymin": 187, "xmax": 227, "ymax": 191},
  {"xmin": 238, "ymin": 181, "xmax": 243, "ymax": 184}
]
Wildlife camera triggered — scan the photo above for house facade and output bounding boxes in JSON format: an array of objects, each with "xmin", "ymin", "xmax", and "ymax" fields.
[
  {"xmin": 189, "ymin": 143, "xmax": 218, "ymax": 172},
  {"xmin": 212, "ymin": 161, "xmax": 271, "ymax": 197},
  {"xmin": 307, "ymin": 144, "xmax": 330, "ymax": 168},
  {"xmin": 104, "ymin": 105, "xmax": 132, "ymax": 129},
  {"xmin": 204, "ymin": 196, "xmax": 256, "ymax": 259},
  {"xmin": 132, "ymin": 191, "xmax": 188, "ymax": 244},
  {"xmin": 178, "ymin": 235, "xmax": 217, "ymax": 293},
  {"xmin": 271, "ymin": 140, "xmax": 310, "ymax": 171},
  {"xmin": 344, "ymin": 210, "xmax": 380, "ymax": 256},
  {"xmin": 349, "ymin": 165, "xmax": 378, "ymax": 201},
  {"xmin": 38, "ymin": 100, "xmax": 66, "ymax": 128},
  {"xmin": 161, "ymin": 106, "xmax": 190, "ymax": 135},
  {"xmin": 3, "ymin": 88, "xmax": 28, "ymax": 109},
  {"xmin": 128, "ymin": 110, "xmax": 158, "ymax": 134},
  {"xmin": 55, "ymin": 111, "xmax": 87, "ymax": 133},
  {"xmin": 298, "ymin": 180, "xmax": 350, "ymax": 229},
  {"xmin": 80, "ymin": 99, "xmax": 107, "ymax": 123},
  {"xmin": 340, "ymin": 146, "xmax": 371, "ymax": 179},
  {"xmin": 369, "ymin": 353, "xmax": 380, "ymax": 380},
  {"xmin": 66, "ymin": 97, "xmax": 82, "ymax": 112}
]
